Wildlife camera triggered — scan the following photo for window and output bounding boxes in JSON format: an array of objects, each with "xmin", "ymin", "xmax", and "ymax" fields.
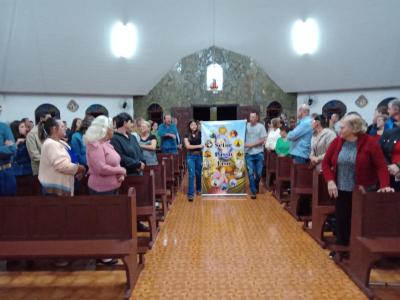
[
  {"xmin": 34, "ymin": 103, "xmax": 60, "ymax": 123},
  {"xmin": 147, "ymin": 103, "xmax": 163, "ymax": 124},
  {"xmin": 85, "ymin": 104, "xmax": 109, "ymax": 117},
  {"xmin": 266, "ymin": 101, "xmax": 282, "ymax": 119},
  {"xmin": 206, "ymin": 63, "xmax": 223, "ymax": 92},
  {"xmin": 322, "ymin": 100, "xmax": 347, "ymax": 119},
  {"xmin": 377, "ymin": 97, "xmax": 396, "ymax": 114}
]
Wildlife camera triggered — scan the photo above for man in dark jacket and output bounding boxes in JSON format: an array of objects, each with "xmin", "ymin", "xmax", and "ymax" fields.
[{"xmin": 111, "ymin": 113, "xmax": 145, "ymax": 175}]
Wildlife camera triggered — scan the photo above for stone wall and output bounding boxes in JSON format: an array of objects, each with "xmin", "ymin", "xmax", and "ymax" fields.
[{"xmin": 134, "ymin": 46, "xmax": 297, "ymax": 120}]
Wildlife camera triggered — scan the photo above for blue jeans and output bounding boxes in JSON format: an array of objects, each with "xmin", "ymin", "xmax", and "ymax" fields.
[
  {"xmin": 245, "ymin": 152, "xmax": 264, "ymax": 194},
  {"xmin": 187, "ymin": 154, "xmax": 202, "ymax": 197},
  {"xmin": 292, "ymin": 155, "xmax": 309, "ymax": 164},
  {"xmin": 161, "ymin": 147, "xmax": 177, "ymax": 154},
  {"xmin": 0, "ymin": 168, "xmax": 16, "ymax": 196}
]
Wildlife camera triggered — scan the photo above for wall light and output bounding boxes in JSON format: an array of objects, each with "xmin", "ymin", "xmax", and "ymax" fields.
[
  {"xmin": 291, "ymin": 18, "xmax": 319, "ymax": 55},
  {"xmin": 111, "ymin": 22, "xmax": 138, "ymax": 59}
]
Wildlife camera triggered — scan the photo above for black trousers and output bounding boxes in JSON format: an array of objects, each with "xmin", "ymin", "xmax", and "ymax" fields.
[{"xmin": 335, "ymin": 190, "xmax": 353, "ymax": 246}]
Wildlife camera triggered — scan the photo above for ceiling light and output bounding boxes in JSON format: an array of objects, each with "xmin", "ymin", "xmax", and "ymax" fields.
[
  {"xmin": 111, "ymin": 22, "xmax": 138, "ymax": 59},
  {"xmin": 291, "ymin": 18, "xmax": 319, "ymax": 55}
]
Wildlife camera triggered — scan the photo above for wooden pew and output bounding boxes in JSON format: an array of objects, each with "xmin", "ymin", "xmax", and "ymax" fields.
[
  {"xmin": 15, "ymin": 175, "xmax": 41, "ymax": 196},
  {"xmin": 157, "ymin": 153, "xmax": 176, "ymax": 202},
  {"xmin": 179, "ymin": 148, "xmax": 187, "ymax": 176},
  {"xmin": 338, "ymin": 190, "xmax": 400, "ymax": 297},
  {"xmin": 172, "ymin": 153, "xmax": 181, "ymax": 188},
  {"xmin": 144, "ymin": 158, "xmax": 168, "ymax": 226},
  {"xmin": 0, "ymin": 188, "xmax": 139, "ymax": 300},
  {"xmin": 265, "ymin": 150, "xmax": 277, "ymax": 191},
  {"xmin": 285, "ymin": 161, "xmax": 313, "ymax": 223},
  {"xmin": 273, "ymin": 156, "xmax": 292, "ymax": 203},
  {"xmin": 306, "ymin": 169, "xmax": 335, "ymax": 248},
  {"xmin": 119, "ymin": 170, "xmax": 157, "ymax": 264}
]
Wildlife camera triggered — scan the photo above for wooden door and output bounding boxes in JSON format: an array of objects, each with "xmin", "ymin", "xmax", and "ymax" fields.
[{"xmin": 171, "ymin": 107, "xmax": 193, "ymax": 138}]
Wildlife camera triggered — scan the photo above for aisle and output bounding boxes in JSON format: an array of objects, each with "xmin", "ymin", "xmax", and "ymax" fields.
[{"xmin": 132, "ymin": 189, "xmax": 366, "ymax": 299}]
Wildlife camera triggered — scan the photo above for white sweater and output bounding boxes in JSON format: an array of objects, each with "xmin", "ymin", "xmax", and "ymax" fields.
[
  {"xmin": 38, "ymin": 138, "xmax": 78, "ymax": 196},
  {"xmin": 265, "ymin": 128, "xmax": 281, "ymax": 150}
]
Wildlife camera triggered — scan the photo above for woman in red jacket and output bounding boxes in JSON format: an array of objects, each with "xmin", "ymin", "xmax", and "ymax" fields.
[{"xmin": 322, "ymin": 114, "xmax": 393, "ymax": 252}]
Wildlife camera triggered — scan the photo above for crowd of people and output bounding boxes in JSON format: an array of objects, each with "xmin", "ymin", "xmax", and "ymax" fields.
[
  {"xmin": 0, "ymin": 112, "xmax": 184, "ymax": 197},
  {"xmin": 1, "ymin": 99, "xmax": 400, "ymax": 256},
  {"xmin": 261, "ymin": 99, "xmax": 400, "ymax": 257}
]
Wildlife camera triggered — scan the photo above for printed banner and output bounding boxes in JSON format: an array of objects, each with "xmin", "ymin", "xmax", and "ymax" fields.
[{"xmin": 201, "ymin": 120, "xmax": 247, "ymax": 195}]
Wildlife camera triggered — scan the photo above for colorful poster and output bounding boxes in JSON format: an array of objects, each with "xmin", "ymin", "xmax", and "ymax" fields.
[{"xmin": 201, "ymin": 120, "xmax": 247, "ymax": 195}]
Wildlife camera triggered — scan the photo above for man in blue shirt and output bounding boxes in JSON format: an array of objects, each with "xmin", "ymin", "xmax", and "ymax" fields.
[
  {"xmin": 0, "ymin": 122, "xmax": 17, "ymax": 196},
  {"xmin": 385, "ymin": 99, "xmax": 400, "ymax": 130},
  {"xmin": 287, "ymin": 104, "xmax": 313, "ymax": 164},
  {"xmin": 158, "ymin": 114, "xmax": 179, "ymax": 154}
]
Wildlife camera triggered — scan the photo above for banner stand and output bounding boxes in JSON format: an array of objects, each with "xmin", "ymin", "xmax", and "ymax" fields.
[{"xmin": 201, "ymin": 120, "xmax": 247, "ymax": 197}]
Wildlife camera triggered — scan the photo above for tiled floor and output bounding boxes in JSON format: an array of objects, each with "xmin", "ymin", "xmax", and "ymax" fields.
[{"xmin": 1, "ymin": 181, "xmax": 398, "ymax": 299}]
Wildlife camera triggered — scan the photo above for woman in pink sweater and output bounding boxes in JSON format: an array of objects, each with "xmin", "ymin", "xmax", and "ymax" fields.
[{"xmin": 84, "ymin": 116, "xmax": 126, "ymax": 194}]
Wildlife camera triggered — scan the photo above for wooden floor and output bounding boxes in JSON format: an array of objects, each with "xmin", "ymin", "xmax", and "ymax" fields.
[{"xmin": 1, "ymin": 180, "xmax": 399, "ymax": 299}]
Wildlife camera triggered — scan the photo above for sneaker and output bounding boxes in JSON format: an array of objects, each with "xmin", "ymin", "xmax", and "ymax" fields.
[
  {"xmin": 188, "ymin": 196, "xmax": 194, "ymax": 202},
  {"xmin": 137, "ymin": 222, "xmax": 149, "ymax": 231},
  {"xmin": 53, "ymin": 261, "xmax": 70, "ymax": 268},
  {"xmin": 196, "ymin": 191, "xmax": 201, "ymax": 196},
  {"xmin": 251, "ymin": 193, "xmax": 257, "ymax": 200},
  {"xmin": 96, "ymin": 258, "xmax": 118, "ymax": 265},
  {"xmin": 328, "ymin": 251, "xmax": 336, "ymax": 259}
]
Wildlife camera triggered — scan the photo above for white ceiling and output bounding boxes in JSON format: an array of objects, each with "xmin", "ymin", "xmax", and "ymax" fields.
[{"xmin": 1, "ymin": 0, "xmax": 399, "ymax": 95}]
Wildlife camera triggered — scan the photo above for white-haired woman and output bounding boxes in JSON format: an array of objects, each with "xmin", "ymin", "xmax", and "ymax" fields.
[
  {"xmin": 322, "ymin": 114, "xmax": 393, "ymax": 257},
  {"xmin": 84, "ymin": 115, "xmax": 126, "ymax": 195},
  {"xmin": 138, "ymin": 120, "xmax": 158, "ymax": 166}
]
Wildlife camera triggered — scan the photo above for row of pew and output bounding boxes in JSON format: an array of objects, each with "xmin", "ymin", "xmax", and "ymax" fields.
[
  {"xmin": 265, "ymin": 149, "xmax": 400, "ymax": 299},
  {"xmin": 0, "ymin": 149, "xmax": 186, "ymax": 300}
]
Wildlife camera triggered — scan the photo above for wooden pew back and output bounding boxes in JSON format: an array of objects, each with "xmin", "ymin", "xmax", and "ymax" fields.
[
  {"xmin": 352, "ymin": 191, "xmax": 400, "ymax": 238},
  {"xmin": 15, "ymin": 175, "xmax": 41, "ymax": 196},
  {"xmin": 0, "ymin": 189, "xmax": 135, "ymax": 241},
  {"xmin": 290, "ymin": 162, "xmax": 313, "ymax": 194},
  {"xmin": 266, "ymin": 150, "xmax": 277, "ymax": 173},
  {"xmin": 276, "ymin": 156, "xmax": 291, "ymax": 180},
  {"xmin": 313, "ymin": 170, "xmax": 335, "ymax": 206},
  {"xmin": 157, "ymin": 153, "xmax": 175, "ymax": 181},
  {"xmin": 144, "ymin": 160, "xmax": 167, "ymax": 192},
  {"xmin": 120, "ymin": 170, "xmax": 155, "ymax": 208}
]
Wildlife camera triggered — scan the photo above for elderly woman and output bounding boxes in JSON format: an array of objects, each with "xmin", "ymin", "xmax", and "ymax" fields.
[
  {"xmin": 322, "ymin": 114, "xmax": 393, "ymax": 255},
  {"xmin": 84, "ymin": 116, "xmax": 126, "ymax": 195},
  {"xmin": 265, "ymin": 117, "xmax": 281, "ymax": 151},
  {"xmin": 38, "ymin": 117, "xmax": 86, "ymax": 196},
  {"xmin": 138, "ymin": 120, "xmax": 158, "ymax": 166},
  {"xmin": 309, "ymin": 115, "xmax": 336, "ymax": 169}
]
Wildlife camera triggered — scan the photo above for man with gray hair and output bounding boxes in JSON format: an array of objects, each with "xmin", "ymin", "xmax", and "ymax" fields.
[
  {"xmin": 287, "ymin": 104, "xmax": 313, "ymax": 164},
  {"xmin": 385, "ymin": 98, "xmax": 400, "ymax": 130},
  {"xmin": 245, "ymin": 111, "xmax": 268, "ymax": 199},
  {"xmin": 158, "ymin": 113, "xmax": 179, "ymax": 154}
]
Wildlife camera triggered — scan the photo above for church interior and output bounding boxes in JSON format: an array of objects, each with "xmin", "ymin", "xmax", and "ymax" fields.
[{"xmin": 0, "ymin": 1, "xmax": 400, "ymax": 299}]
